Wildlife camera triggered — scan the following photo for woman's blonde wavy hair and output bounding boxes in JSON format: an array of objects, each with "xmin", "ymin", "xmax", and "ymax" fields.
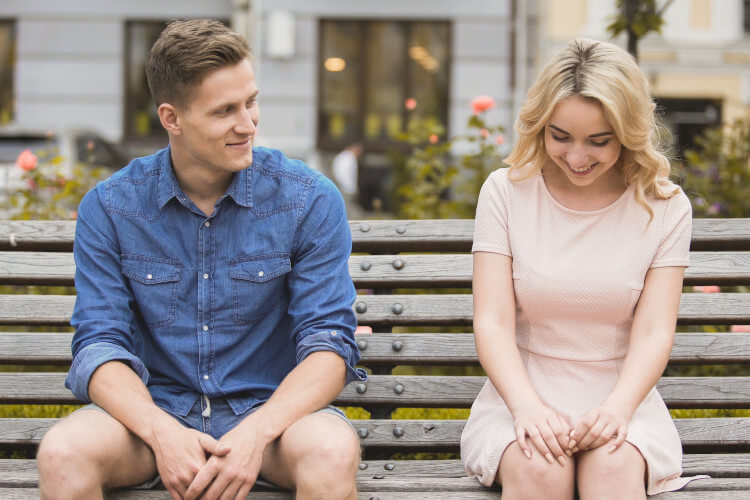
[{"xmin": 505, "ymin": 37, "xmax": 678, "ymax": 220}]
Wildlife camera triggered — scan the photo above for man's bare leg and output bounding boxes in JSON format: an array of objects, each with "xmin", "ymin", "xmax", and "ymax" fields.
[
  {"xmin": 37, "ymin": 408, "xmax": 158, "ymax": 500},
  {"xmin": 260, "ymin": 412, "xmax": 360, "ymax": 500}
]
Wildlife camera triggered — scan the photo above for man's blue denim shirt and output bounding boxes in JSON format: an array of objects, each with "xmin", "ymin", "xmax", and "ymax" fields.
[{"xmin": 65, "ymin": 146, "xmax": 366, "ymax": 417}]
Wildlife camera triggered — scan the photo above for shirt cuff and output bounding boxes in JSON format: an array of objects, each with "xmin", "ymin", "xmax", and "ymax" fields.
[
  {"xmin": 296, "ymin": 330, "xmax": 368, "ymax": 384},
  {"xmin": 65, "ymin": 343, "xmax": 150, "ymax": 402}
]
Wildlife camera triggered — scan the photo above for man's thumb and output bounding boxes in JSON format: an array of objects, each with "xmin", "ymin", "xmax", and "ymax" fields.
[{"xmin": 198, "ymin": 434, "xmax": 230, "ymax": 455}]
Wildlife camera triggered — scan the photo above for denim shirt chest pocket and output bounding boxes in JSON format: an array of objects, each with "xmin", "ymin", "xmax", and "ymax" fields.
[
  {"xmin": 121, "ymin": 255, "xmax": 182, "ymax": 328},
  {"xmin": 229, "ymin": 254, "xmax": 292, "ymax": 325}
]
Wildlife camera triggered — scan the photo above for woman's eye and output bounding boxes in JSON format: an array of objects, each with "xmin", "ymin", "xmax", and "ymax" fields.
[
  {"xmin": 551, "ymin": 134, "xmax": 568, "ymax": 142},
  {"xmin": 591, "ymin": 140, "xmax": 610, "ymax": 147}
]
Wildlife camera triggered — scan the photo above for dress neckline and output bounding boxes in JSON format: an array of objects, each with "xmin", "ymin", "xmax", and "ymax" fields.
[{"xmin": 537, "ymin": 171, "xmax": 632, "ymax": 216}]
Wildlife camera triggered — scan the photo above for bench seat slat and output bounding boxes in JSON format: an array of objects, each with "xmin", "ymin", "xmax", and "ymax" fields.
[
  {"xmin": 0, "ymin": 418, "xmax": 746, "ymax": 450},
  {"xmin": 1, "ymin": 332, "xmax": 748, "ymax": 365},
  {"xmin": 6, "ymin": 252, "xmax": 750, "ymax": 287},
  {"xmin": 3, "ymin": 293, "xmax": 750, "ymax": 326},
  {"xmin": 3, "ymin": 219, "xmax": 750, "ymax": 252},
  {"xmin": 0, "ymin": 373, "xmax": 747, "ymax": 408},
  {"xmin": 2, "ymin": 455, "xmax": 746, "ymax": 487}
]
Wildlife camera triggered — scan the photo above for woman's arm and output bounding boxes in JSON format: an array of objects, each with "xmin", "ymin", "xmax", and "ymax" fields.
[
  {"xmin": 570, "ymin": 266, "xmax": 685, "ymax": 452},
  {"xmin": 474, "ymin": 251, "xmax": 570, "ymax": 465}
]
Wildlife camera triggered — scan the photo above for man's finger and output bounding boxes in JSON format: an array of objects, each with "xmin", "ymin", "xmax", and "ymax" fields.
[
  {"xmin": 185, "ymin": 460, "xmax": 219, "ymax": 500},
  {"xmin": 198, "ymin": 433, "xmax": 230, "ymax": 456},
  {"xmin": 235, "ymin": 483, "xmax": 253, "ymax": 500}
]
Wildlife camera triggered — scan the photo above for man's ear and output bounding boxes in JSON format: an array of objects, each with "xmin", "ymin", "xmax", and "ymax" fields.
[{"xmin": 157, "ymin": 103, "xmax": 182, "ymax": 135}]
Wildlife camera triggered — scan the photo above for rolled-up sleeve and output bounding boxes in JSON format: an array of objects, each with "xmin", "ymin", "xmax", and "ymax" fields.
[
  {"xmin": 65, "ymin": 187, "xmax": 149, "ymax": 402},
  {"xmin": 287, "ymin": 175, "xmax": 366, "ymax": 384}
]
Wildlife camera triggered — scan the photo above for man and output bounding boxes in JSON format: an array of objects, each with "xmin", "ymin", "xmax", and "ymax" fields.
[
  {"xmin": 37, "ymin": 19, "xmax": 364, "ymax": 500},
  {"xmin": 331, "ymin": 143, "xmax": 364, "ymax": 219}
]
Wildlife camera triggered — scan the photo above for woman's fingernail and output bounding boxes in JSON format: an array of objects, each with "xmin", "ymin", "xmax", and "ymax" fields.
[
  {"xmin": 524, "ymin": 449, "xmax": 532, "ymax": 459},
  {"xmin": 572, "ymin": 447, "xmax": 579, "ymax": 453},
  {"xmin": 569, "ymin": 429, "xmax": 575, "ymax": 438},
  {"xmin": 568, "ymin": 440, "xmax": 577, "ymax": 449},
  {"xmin": 565, "ymin": 450, "xmax": 572, "ymax": 457},
  {"xmin": 608, "ymin": 445, "xmax": 617, "ymax": 453},
  {"xmin": 545, "ymin": 453, "xmax": 554, "ymax": 464},
  {"xmin": 557, "ymin": 456, "xmax": 566, "ymax": 466}
]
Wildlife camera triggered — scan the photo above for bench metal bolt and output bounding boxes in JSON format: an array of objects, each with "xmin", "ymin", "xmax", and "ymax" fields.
[
  {"xmin": 356, "ymin": 383, "xmax": 367, "ymax": 394},
  {"xmin": 384, "ymin": 463, "xmax": 396, "ymax": 470},
  {"xmin": 358, "ymin": 428, "xmax": 369, "ymax": 438},
  {"xmin": 392, "ymin": 340, "xmax": 404, "ymax": 352},
  {"xmin": 360, "ymin": 261, "xmax": 371, "ymax": 271},
  {"xmin": 355, "ymin": 302, "xmax": 367, "ymax": 313},
  {"xmin": 394, "ymin": 383, "xmax": 404, "ymax": 395},
  {"xmin": 393, "ymin": 426, "xmax": 405, "ymax": 438},
  {"xmin": 357, "ymin": 340, "xmax": 367, "ymax": 351},
  {"xmin": 392, "ymin": 258, "xmax": 404, "ymax": 270},
  {"xmin": 359, "ymin": 462, "xmax": 368, "ymax": 470},
  {"xmin": 392, "ymin": 303, "xmax": 404, "ymax": 315},
  {"xmin": 396, "ymin": 226, "xmax": 406, "ymax": 234},
  {"xmin": 359, "ymin": 224, "xmax": 370, "ymax": 232}
]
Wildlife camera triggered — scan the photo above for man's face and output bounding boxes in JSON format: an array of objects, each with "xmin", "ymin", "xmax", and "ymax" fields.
[{"xmin": 175, "ymin": 58, "xmax": 259, "ymax": 174}]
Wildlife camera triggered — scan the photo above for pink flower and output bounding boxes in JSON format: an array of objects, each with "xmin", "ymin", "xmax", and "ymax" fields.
[
  {"xmin": 429, "ymin": 133, "xmax": 439, "ymax": 144},
  {"xmin": 470, "ymin": 95, "xmax": 495, "ymax": 114},
  {"xmin": 730, "ymin": 325, "xmax": 750, "ymax": 333},
  {"xmin": 405, "ymin": 98, "xmax": 417, "ymax": 110},
  {"xmin": 495, "ymin": 133, "xmax": 505, "ymax": 145},
  {"xmin": 693, "ymin": 285, "xmax": 720, "ymax": 293},
  {"xmin": 26, "ymin": 178, "xmax": 37, "ymax": 190},
  {"xmin": 16, "ymin": 150, "xmax": 38, "ymax": 172},
  {"xmin": 69, "ymin": 210, "xmax": 78, "ymax": 220},
  {"xmin": 480, "ymin": 128, "xmax": 490, "ymax": 139}
]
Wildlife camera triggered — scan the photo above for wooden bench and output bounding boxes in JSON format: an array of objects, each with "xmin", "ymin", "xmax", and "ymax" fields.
[{"xmin": 0, "ymin": 218, "xmax": 748, "ymax": 499}]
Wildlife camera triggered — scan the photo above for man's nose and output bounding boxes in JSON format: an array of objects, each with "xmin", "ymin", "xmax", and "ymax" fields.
[{"xmin": 235, "ymin": 108, "xmax": 256, "ymax": 135}]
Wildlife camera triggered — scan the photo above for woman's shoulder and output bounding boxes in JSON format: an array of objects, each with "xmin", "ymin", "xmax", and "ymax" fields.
[
  {"xmin": 644, "ymin": 181, "xmax": 692, "ymax": 216},
  {"xmin": 483, "ymin": 166, "xmax": 537, "ymax": 195}
]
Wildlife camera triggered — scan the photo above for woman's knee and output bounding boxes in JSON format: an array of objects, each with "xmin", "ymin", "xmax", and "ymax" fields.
[
  {"xmin": 576, "ymin": 443, "xmax": 646, "ymax": 498},
  {"xmin": 498, "ymin": 442, "xmax": 574, "ymax": 497}
]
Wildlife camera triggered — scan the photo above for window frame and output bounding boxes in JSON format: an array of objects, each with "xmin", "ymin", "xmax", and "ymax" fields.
[
  {"xmin": 0, "ymin": 18, "xmax": 16, "ymax": 126},
  {"xmin": 316, "ymin": 18, "xmax": 452, "ymax": 153}
]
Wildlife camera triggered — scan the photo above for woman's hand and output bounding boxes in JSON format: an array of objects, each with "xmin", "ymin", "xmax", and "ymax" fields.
[
  {"xmin": 512, "ymin": 403, "xmax": 572, "ymax": 466},
  {"xmin": 569, "ymin": 403, "xmax": 629, "ymax": 453}
]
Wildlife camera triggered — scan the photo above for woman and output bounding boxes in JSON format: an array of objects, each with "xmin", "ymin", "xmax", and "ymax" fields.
[{"xmin": 460, "ymin": 38, "xmax": 707, "ymax": 498}]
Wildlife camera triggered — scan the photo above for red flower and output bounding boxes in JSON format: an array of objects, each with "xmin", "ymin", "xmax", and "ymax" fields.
[
  {"xmin": 693, "ymin": 285, "xmax": 720, "ymax": 293},
  {"xmin": 405, "ymin": 98, "xmax": 417, "ymax": 110},
  {"xmin": 480, "ymin": 128, "xmax": 490, "ymax": 139},
  {"xmin": 429, "ymin": 133, "xmax": 439, "ymax": 144},
  {"xmin": 495, "ymin": 133, "xmax": 505, "ymax": 145},
  {"xmin": 730, "ymin": 325, "xmax": 750, "ymax": 333},
  {"xmin": 470, "ymin": 95, "xmax": 495, "ymax": 114},
  {"xmin": 16, "ymin": 150, "xmax": 38, "ymax": 171}
]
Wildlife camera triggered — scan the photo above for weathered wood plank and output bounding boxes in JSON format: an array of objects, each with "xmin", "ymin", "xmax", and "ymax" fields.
[
  {"xmin": 2, "ymin": 219, "xmax": 750, "ymax": 253},
  {"xmin": 1, "ymin": 332, "xmax": 747, "ymax": 365},
  {"xmin": 6, "ymin": 251, "xmax": 750, "ymax": 287},
  {"xmin": 1, "ymin": 488, "xmax": 749, "ymax": 500},
  {"xmin": 0, "ymin": 373, "xmax": 746, "ymax": 408},
  {"xmin": 1, "ymin": 454, "xmax": 747, "ymax": 488},
  {"xmin": 1, "ymin": 418, "xmax": 747, "ymax": 449}
]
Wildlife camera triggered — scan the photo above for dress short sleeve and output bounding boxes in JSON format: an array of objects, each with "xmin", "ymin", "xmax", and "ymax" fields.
[
  {"xmin": 651, "ymin": 189, "xmax": 692, "ymax": 268},
  {"xmin": 473, "ymin": 169, "xmax": 512, "ymax": 256}
]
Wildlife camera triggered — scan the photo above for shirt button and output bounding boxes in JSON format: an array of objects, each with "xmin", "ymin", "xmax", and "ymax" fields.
[
  {"xmin": 331, "ymin": 331, "xmax": 338, "ymax": 336},
  {"xmin": 203, "ymin": 273, "xmax": 209, "ymax": 279},
  {"xmin": 258, "ymin": 271, "xmax": 264, "ymax": 277},
  {"xmin": 203, "ymin": 374, "xmax": 209, "ymax": 380},
  {"xmin": 204, "ymin": 221, "xmax": 210, "ymax": 227},
  {"xmin": 146, "ymin": 274, "xmax": 153, "ymax": 280},
  {"xmin": 202, "ymin": 325, "xmax": 208, "ymax": 331}
]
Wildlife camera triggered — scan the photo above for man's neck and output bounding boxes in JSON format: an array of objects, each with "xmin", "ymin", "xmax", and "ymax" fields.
[{"xmin": 169, "ymin": 146, "xmax": 234, "ymax": 216}]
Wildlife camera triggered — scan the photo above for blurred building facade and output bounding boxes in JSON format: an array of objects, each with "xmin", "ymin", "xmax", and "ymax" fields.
[{"xmin": 0, "ymin": 0, "xmax": 748, "ymax": 205}]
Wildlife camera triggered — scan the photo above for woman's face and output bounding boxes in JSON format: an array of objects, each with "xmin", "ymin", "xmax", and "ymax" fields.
[{"xmin": 544, "ymin": 95, "xmax": 622, "ymax": 189}]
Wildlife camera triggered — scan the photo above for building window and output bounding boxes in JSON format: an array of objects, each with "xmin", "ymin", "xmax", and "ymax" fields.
[
  {"xmin": 317, "ymin": 20, "xmax": 451, "ymax": 152},
  {"xmin": 124, "ymin": 19, "xmax": 229, "ymax": 142},
  {"xmin": 0, "ymin": 20, "xmax": 15, "ymax": 125},
  {"xmin": 655, "ymin": 98, "xmax": 722, "ymax": 159}
]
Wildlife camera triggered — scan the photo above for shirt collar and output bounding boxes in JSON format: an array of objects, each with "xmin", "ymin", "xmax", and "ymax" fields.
[{"xmin": 156, "ymin": 146, "xmax": 253, "ymax": 210}]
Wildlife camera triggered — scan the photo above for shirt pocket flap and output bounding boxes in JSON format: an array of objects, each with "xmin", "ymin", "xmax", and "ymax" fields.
[
  {"xmin": 230, "ymin": 256, "xmax": 292, "ymax": 283},
  {"xmin": 122, "ymin": 258, "xmax": 181, "ymax": 284}
]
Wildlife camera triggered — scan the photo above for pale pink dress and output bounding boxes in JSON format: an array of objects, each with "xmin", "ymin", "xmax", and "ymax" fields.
[{"xmin": 460, "ymin": 168, "xmax": 708, "ymax": 495}]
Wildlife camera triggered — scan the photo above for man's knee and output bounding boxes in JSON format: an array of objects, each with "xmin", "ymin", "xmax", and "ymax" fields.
[{"xmin": 38, "ymin": 422, "xmax": 102, "ymax": 497}]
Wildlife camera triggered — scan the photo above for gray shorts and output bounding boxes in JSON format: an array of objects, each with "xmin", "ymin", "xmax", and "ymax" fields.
[{"xmin": 76, "ymin": 397, "xmax": 356, "ymax": 490}]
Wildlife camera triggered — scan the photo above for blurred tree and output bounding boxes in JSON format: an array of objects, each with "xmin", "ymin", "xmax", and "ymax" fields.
[{"xmin": 607, "ymin": 0, "xmax": 675, "ymax": 61}]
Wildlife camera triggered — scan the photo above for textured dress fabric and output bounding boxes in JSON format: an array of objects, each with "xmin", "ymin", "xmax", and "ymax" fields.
[{"xmin": 460, "ymin": 167, "xmax": 708, "ymax": 495}]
